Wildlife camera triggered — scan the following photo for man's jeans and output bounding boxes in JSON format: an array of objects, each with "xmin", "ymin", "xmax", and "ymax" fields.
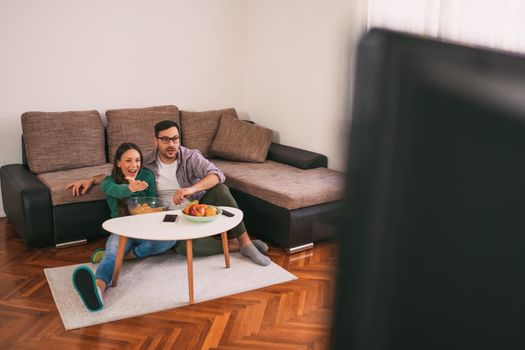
[{"xmin": 95, "ymin": 233, "xmax": 177, "ymax": 286}]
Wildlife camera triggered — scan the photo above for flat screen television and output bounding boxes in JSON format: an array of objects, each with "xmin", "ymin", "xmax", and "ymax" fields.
[{"xmin": 331, "ymin": 29, "xmax": 525, "ymax": 349}]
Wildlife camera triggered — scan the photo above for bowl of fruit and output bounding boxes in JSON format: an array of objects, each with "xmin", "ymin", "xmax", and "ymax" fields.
[
  {"xmin": 182, "ymin": 201, "xmax": 222, "ymax": 222},
  {"xmin": 128, "ymin": 196, "xmax": 170, "ymax": 215}
]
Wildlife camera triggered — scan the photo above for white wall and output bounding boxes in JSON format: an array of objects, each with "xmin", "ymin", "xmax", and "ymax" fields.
[
  {"xmin": 244, "ymin": 0, "xmax": 365, "ymax": 171},
  {"xmin": 0, "ymin": 0, "xmax": 249, "ymax": 216},
  {"xmin": 0, "ymin": 0, "xmax": 249, "ymax": 161},
  {"xmin": 0, "ymin": 0, "xmax": 364, "ymax": 216}
]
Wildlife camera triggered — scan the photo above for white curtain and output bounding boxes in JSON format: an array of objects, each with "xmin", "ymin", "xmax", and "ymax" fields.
[{"xmin": 367, "ymin": 0, "xmax": 525, "ymax": 53}]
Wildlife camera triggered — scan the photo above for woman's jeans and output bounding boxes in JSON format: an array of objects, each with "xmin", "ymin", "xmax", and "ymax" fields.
[{"xmin": 95, "ymin": 233, "xmax": 177, "ymax": 286}]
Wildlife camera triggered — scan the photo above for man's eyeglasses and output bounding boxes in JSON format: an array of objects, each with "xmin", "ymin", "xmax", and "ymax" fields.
[{"xmin": 157, "ymin": 136, "xmax": 180, "ymax": 144}]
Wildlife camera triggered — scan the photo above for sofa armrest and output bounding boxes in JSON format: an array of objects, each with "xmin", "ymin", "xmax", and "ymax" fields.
[
  {"xmin": 0, "ymin": 164, "xmax": 54, "ymax": 247},
  {"xmin": 267, "ymin": 143, "xmax": 328, "ymax": 169},
  {"xmin": 22, "ymin": 135, "xmax": 28, "ymax": 166}
]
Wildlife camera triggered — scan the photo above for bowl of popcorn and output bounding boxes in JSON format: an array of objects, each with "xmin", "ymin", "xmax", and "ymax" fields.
[{"xmin": 127, "ymin": 197, "xmax": 170, "ymax": 215}]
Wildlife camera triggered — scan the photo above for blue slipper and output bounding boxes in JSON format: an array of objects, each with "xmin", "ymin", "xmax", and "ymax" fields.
[
  {"xmin": 72, "ymin": 266, "xmax": 104, "ymax": 311},
  {"xmin": 90, "ymin": 248, "xmax": 105, "ymax": 264}
]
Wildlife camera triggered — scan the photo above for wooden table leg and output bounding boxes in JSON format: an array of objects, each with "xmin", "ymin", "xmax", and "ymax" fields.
[
  {"xmin": 186, "ymin": 239, "xmax": 194, "ymax": 305},
  {"xmin": 221, "ymin": 231, "xmax": 230, "ymax": 268},
  {"xmin": 112, "ymin": 235, "xmax": 128, "ymax": 287}
]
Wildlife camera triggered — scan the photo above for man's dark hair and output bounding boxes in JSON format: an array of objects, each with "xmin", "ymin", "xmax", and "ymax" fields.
[{"xmin": 154, "ymin": 120, "xmax": 180, "ymax": 137}]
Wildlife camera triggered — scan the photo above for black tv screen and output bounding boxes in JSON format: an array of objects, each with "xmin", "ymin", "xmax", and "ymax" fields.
[{"xmin": 331, "ymin": 29, "xmax": 525, "ymax": 350}]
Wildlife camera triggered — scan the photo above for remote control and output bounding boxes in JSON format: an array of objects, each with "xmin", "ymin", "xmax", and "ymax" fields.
[{"xmin": 222, "ymin": 209, "xmax": 234, "ymax": 217}]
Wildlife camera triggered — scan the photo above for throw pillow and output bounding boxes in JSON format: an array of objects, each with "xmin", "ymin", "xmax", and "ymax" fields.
[
  {"xmin": 21, "ymin": 110, "xmax": 106, "ymax": 174},
  {"xmin": 210, "ymin": 115, "xmax": 273, "ymax": 163},
  {"xmin": 180, "ymin": 108, "xmax": 238, "ymax": 157},
  {"xmin": 106, "ymin": 105, "xmax": 180, "ymax": 162}
]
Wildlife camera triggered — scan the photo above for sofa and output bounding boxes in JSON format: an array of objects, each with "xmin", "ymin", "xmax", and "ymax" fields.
[{"xmin": 0, "ymin": 105, "xmax": 343, "ymax": 253}]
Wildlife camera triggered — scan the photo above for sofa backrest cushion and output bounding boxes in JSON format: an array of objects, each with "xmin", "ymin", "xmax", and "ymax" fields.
[
  {"xmin": 210, "ymin": 115, "xmax": 273, "ymax": 163},
  {"xmin": 21, "ymin": 110, "xmax": 106, "ymax": 174},
  {"xmin": 180, "ymin": 108, "xmax": 237, "ymax": 157},
  {"xmin": 106, "ymin": 105, "xmax": 180, "ymax": 162}
]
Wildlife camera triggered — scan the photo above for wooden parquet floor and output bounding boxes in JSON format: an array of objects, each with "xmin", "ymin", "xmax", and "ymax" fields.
[{"xmin": 0, "ymin": 218, "xmax": 337, "ymax": 350}]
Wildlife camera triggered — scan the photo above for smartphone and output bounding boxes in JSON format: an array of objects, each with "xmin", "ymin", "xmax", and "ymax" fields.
[
  {"xmin": 221, "ymin": 209, "xmax": 234, "ymax": 217},
  {"xmin": 163, "ymin": 214, "xmax": 178, "ymax": 223}
]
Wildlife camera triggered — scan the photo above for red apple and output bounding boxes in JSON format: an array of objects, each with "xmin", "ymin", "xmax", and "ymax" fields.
[
  {"xmin": 194, "ymin": 204, "xmax": 206, "ymax": 217},
  {"xmin": 188, "ymin": 204, "xmax": 198, "ymax": 216}
]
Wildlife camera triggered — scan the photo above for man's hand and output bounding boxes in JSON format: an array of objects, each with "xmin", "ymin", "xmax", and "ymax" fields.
[
  {"xmin": 66, "ymin": 178, "xmax": 95, "ymax": 196},
  {"xmin": 172, "ymin": 174, "xmax": 220, "ymax": 205},
  {"xmin": 125, "ymin": 176, "xmax": 149, "ymax": 192},
  {"xmin": 173, "ymin": 188, "xmax": 197, "ymax": 205}
]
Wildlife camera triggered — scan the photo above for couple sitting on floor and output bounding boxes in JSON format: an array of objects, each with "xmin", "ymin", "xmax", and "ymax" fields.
[{"xmin": 69, "ymin": 120, "xmax": 270, "ymax": 312}]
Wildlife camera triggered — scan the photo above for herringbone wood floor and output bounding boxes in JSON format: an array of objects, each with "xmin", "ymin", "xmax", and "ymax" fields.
[{"xmin": 0, "ymin": 218, "xmax": 337, "ymax": 350}]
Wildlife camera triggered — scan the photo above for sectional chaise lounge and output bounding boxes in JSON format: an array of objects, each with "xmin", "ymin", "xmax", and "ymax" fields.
[{"xmin": 0, "ymin": 105, "xmax": 343, "ymax": 253}]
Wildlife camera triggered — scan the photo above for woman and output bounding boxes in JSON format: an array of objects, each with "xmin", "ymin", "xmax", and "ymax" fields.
[{"xmin": 72, "ymin": 143, "xmax": 177, "ymax": 311}]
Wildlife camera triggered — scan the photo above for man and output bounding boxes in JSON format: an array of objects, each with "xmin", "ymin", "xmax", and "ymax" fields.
[{"xmin": 67, "ymin": 120, "xmax": 270, "ymax": 266}]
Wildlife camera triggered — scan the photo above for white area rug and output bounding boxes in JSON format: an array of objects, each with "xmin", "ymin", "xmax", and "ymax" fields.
[{"xmin": 44, "ymin": 252, "xmax": 297, "ymax": 330}]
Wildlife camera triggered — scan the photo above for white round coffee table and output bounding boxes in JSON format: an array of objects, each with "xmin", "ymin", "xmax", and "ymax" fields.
[{"xmin": 102, "ymin": 206, "xmax": 243, "ymax": 304}]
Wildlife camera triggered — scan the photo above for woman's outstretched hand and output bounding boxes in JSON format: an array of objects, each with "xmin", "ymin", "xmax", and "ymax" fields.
[{"xmin": 125, "ymin": 176, "xmax": 149, "ymax": 192}]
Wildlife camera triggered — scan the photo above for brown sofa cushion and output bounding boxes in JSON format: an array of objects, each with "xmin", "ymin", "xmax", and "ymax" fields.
[
  {"xmin": 21, "ymin": 110, "xmax": 106, "ymax": 174},
  {"xmin": 180, "ymin": 108, "xmax": 237, "ymax": 157},
  {"xmin": 106, "ymin": 105, "xmax": 180, "ymax": 162},
  {"xmin": 213, "ymin": 159, "xmax": 344, "ymax": 210},
  {"xmin": 37, "ymin": 163, "xmax": 113, "ymax": 206},
  {"xmin": 210, "ymin": 115, "xmax": 273, "ymax": 163}
]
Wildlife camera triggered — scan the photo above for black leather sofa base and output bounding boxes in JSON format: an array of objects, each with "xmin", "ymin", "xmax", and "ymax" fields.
[
  {"xmin": 230, "ymin": 187, "xmax": 340, "ymax": 252},
  {"xmin": 2, "ymin": 142, "xmax": 340, "ymax": 251},
  {"xmin": 54, "ymin": 201, "xmax": 110, "ymax": 246},
  {"xmin": 1, "ymin": 164, "xmax": 109, "ymax": 248},
  {"xmin": 1, "ymin": 164, "xmax": 54, "ymax": 247}
]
